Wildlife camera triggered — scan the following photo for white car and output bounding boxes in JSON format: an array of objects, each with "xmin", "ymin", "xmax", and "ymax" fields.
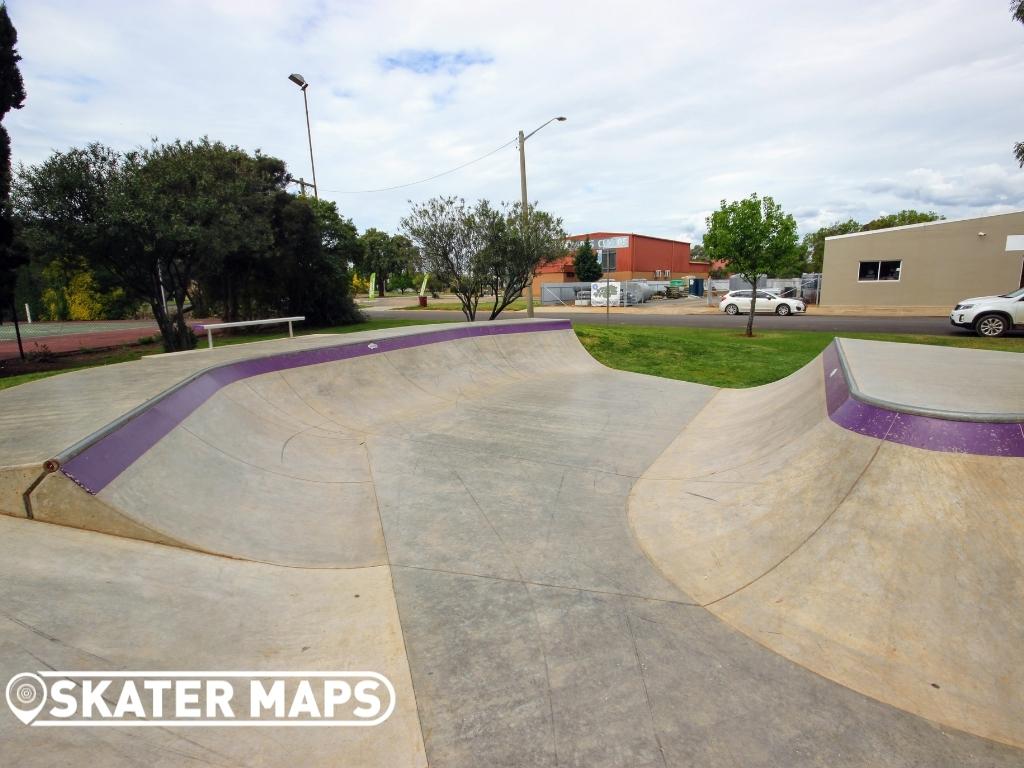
[
  {"xmin": 719, "ymin": 290, "xmax": 806, "ymax": 316},
  {"xmin": 949, "ymin": 287, "xmax": 1024, "ymax": 337}
]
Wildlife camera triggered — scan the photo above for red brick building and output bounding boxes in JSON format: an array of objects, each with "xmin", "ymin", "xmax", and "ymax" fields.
[{"xmin": 531, "ymin": 232, "xmax": 708, "ymax": 297}]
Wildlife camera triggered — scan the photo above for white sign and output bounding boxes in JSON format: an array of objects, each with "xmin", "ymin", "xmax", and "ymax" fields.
[
  {"xmin": 6, "ymin": 671, "xmax": 395, "ymax": 727},
  {"xmin": 594, "ymin": 236, "xmax": 628, "ymax": 249}
]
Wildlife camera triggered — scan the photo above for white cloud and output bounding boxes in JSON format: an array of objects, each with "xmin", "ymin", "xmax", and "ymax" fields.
[
  {"xmin": 863, "ymin": 165, "xmax": 1024, "ymax": 210},
  {"xmin": 7, "ymin": 0, "xmax": 1024, "ymax": 244}
]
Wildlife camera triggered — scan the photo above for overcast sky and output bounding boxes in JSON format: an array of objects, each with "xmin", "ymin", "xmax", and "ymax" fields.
[{"xmin": 7, "ymin": 0, "xmax": 1024, "ymax": 243}]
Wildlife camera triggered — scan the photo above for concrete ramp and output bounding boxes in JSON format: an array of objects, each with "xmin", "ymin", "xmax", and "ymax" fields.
[
  {"xmin": 24, "ymin": 322, "xmax": 599, "ymax": 566},
  {"xmin": 630, "ymin": 339, "xmax": 1024, "ymax": 748}
]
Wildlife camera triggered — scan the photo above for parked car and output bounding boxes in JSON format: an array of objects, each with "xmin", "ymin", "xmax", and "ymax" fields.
[
  {"xmin": 718, "ymin": 290, "xmax": 806, "ymax": 316},
  {"xmin": 949, "ymin": 287, "xmax": 1024, "ymax": 337}
]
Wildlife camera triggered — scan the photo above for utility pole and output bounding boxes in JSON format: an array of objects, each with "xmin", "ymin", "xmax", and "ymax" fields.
[
  {"xmin": 518, "ymin": 117, "xmax": 566, "ymax": 318},
  {"xmin": 293, "ymin": 177, "xmax": 316, "ymax": 197},
  {"xmin": 602, "ymin": 250, "xmax": 611, "ymax": 325},
  {"xmin": 519, "ymin": 130, "xmax": 531, "ymax": 317}
]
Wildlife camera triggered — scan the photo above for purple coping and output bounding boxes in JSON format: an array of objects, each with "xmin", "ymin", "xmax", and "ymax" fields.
[
  {"xmin": 60, "ymin": 321, "xmax": 572, "ymax": 494},
  {"xmin": 822, "ymin": 342, "xmax": 1024, "ymax": 458}
]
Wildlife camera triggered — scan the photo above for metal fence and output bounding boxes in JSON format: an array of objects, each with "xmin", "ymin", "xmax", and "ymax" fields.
[{"xmin": 540, "ymin": 283, "xmax": 594, "ymax": 306}]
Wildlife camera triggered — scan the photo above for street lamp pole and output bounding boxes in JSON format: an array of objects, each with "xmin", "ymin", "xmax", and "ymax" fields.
[
  {"xmin": 288, "ymin": 73, "xmax": 318, "ymax": 199},
  {"xmin": 519, "ymin": 116, "xmax": 566, "ymax": 318}
]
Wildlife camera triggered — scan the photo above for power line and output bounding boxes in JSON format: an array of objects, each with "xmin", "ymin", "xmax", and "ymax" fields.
[{"xmin": 322, "ymin": 136, "xmax": 517, "ymax": 194}]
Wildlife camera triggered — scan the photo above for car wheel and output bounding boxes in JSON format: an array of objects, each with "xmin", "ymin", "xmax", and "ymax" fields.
[
  {"xmin": 725, "ymin": 304, "xmax": 739, "ymax": 315},
  {"xmin": 776, "ymin": 304, "xmax": 791, "ymax": 316},
  {"xmin": 975, "ymin": 314, "xmax": 1008, "ymax": 337}
]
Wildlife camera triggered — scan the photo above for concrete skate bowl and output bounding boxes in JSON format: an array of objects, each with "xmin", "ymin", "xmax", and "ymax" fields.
[
  {"xmin": 22, "ymin": 321, "xmax": 609, "ymax": 567},
  {"xmin": 1, "ymin": 318, "xmax": 1022, "ymax": 766},
  {"xmin": 630, "ymin": 339, "xmax": 1024, "ymax": 749}
]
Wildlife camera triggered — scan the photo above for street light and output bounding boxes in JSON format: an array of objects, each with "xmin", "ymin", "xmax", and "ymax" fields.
[
  {"xmin": 519, "ymin": 116, "xmax": 566, "ymax": 317},
  {"xmin": 288, "ymin": 73, "xmax": 318, "ymax": 199}
]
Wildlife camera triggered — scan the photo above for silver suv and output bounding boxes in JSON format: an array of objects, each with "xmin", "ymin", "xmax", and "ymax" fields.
[{"xmin": 949, "ymin": 287, "xmax": 1024, "ymax": 337}]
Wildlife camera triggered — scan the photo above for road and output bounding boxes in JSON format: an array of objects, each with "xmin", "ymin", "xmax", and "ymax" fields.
[{"xmin": 364, "ymin": 308, "xmax": 1012, "ymax": 336}]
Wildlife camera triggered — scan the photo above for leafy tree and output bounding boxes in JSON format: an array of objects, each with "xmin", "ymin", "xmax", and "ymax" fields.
[
  {"xmin": 299, "ymin": 197, "xmax": 362, "ymax": 323},
  {"xmin": 356, "ymin": 228, "xmax": 416, "ymax": 295},
  {"xmin": 0, "ymin": 2, "xmax": 24, "ymax": 323},
  {"xmin": 15, "ymin": 139, "xmax": 362, "ymax": 350},
  {"xmin": 402, "ymin": 197, "xmax": 566, "ymax": 321},
  {"xmin": 389, "ymin": 271, "xmax": 415, "ymax": 294},
  {"xmin": 106, "ymin": 139, "xmax": 285, "ymax": 349},
  {"xmin": 689, "ymin": 243, "xmax": 706, "ymax": 261},
  {"xmin": 801, "ymin": 219, "xmax": 861, "ymax": 273},
  {"xmin": 14, "ymin": 143, "xmax": 126, "ymax": 318},
  {"xmin": 401, "ymin": 197, "xmax": 487, "ymax": 320},
  {"xmin": 572, "ymin": 237, "xmax": 602, "ymax": 282},
  {"xmin": 862, "ymin": 209, "xmax": 942, "ymax": 231},
  {"xmin": 267, "ymin": 195, "xmax": 361, "ymax": 326},
  {"xmin": 703, "ymin": 193, "xmax": 800, "ymax": 337},
  {"xmin": 475, "ymin": 200, "xmax": 567, "ymax": 319}
]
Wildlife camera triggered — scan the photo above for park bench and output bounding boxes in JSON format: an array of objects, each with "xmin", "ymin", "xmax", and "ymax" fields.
[{"xmin": 194, "ymin": 316, "xmax": 305, "ymax": 349}]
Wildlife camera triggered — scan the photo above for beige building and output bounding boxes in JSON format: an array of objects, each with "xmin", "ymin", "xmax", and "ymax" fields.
[{"xmin": 821, "ymin": 210, "xmax": 1024, "ymax": 307}]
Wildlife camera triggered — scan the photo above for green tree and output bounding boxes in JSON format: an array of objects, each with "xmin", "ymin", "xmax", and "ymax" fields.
[
  {"xmin": 0, "ymin": 2, "xmax": 24, "ymax": 324},
  {"xmin": 15, "ymin": 139, "xmax": 362, "ymax": 350},
  {"xmin": 106, "ymin": 139, "xmax": 284, "ymax": 350},
  {"xmin": 356, "ymin": 228, "xmax": 416, "ymax": 295},
  {"xmin": 861, "ymin": 209, "xmax": 942, "ymax": 231},
  {"xmin": 689, "ymin": 243, "xmax": 706, "ymax": 262},
  {"xmin": 801, "ymin": 219, "xmax": 861, "ymax": 273},
  {"xmin": 703, "ymin": 193, "xmax": 800, "ymax": 337},
  {"xmin": 475, "ymin": 200, "xmax": 567, "ymax": 319},
  {"xmin": 13, "ymin": 144, "xmax": 126, "ymax": 319},
  {"xmin": 389, "ymin": 271, "xmax": 415, "ymax": 294},
  {"xmin": 572, "ymin": 237, "xmax": 602, "ymax": 282},
  {"xmin": 268, "ymin": 195, "xmax": 362, "ymax": 326},
  {"xmin": 402, "ymin": 197, "xmax": 487, "ymax": 320}
]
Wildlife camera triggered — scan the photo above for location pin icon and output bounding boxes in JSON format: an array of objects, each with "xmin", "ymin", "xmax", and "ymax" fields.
[{"xmin": 5, "ymin": 673, "xmax": 47, "ymax": 725}]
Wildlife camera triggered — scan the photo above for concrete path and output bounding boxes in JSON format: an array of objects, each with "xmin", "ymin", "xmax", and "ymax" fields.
[{"xmin": 0, "ymin": 320, "xmax": 1021, "ymax": 766}]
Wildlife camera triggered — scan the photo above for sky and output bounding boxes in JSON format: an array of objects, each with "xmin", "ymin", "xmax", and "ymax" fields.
[{"xmin": 7, "ymin": 0, "xmax": 1024, "ymax": 243}]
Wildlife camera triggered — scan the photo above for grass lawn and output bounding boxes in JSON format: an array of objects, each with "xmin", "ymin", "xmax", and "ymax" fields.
[
  {"xmin": 574, "ymin": 324, "xmax": 1023, "ymax": 388},
  {"xmin": 397, "ymin": 297, "xmax": 528, "ymax": 313},
  {"xmin": 0, "ymin": 318, "xmax": 448, "ymax": 390},
  {"xmin": 2, "ymin": 318, "xmax": 1019, "ymax": 391}
]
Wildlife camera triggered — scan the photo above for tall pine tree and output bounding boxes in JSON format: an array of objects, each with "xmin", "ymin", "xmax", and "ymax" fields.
[
  {"xmin": 0, "ymin": 3, "xmax": 25, "ymax": 317},
  {"xmin": 573, "ymin": 237, "xmax": 602, "ymax": 282}
]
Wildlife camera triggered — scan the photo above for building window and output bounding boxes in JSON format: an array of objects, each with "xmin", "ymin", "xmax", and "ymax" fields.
[
  {"xmin": 858, "ymin": 260, "xmax": 901, "ymax": 282},
  {"xmin": 599, "ymin": 250, "xmax": 617, "ymax": 272}
]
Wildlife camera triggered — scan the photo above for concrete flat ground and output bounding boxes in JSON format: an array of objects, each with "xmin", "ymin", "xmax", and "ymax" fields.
[
  {"xmin": 838, "ymin": 337, "xmax": 1024, "ymax": 420},
  {"xmin": 0, "ymin": 320, "xmax": 1021, "ymax": 766}
]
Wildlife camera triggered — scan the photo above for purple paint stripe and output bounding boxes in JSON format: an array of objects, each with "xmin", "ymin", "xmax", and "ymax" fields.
[
  {"xmin": 822, "ymin": 342, "xmax": 1024, "ymax": 457},
  {"xmin": 60, "ymin": 321, "xmax": 572, "ymax": 493}
]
